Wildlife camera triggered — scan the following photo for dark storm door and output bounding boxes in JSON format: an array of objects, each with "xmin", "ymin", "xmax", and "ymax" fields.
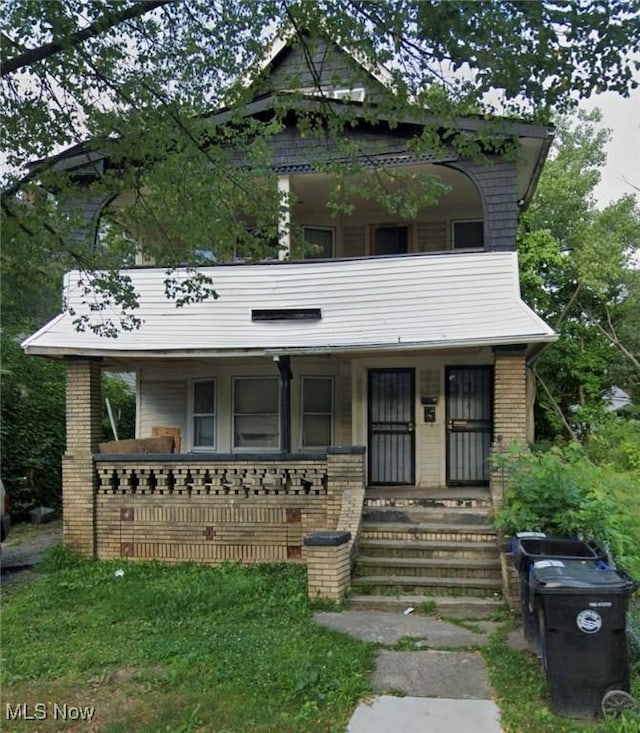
[
  {"xmin": 368, "ymin": 369, "xmax": 415, "ymax": 485},
  {"xmin": 446, "ymin": 366, "xmax": 493, "ymax": 485}
]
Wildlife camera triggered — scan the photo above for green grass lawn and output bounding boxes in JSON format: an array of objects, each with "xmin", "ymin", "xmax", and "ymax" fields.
[
  {"xmin": 483, "ymin": 619, "xmax": 640, "ymax": 733},
  {"xmin": 2, "ymin": 543, "xmax": 639, "ymax": 733},
  {"xmin": 1, "ymin": 552, "xmax": 374, "ymax": 732}
]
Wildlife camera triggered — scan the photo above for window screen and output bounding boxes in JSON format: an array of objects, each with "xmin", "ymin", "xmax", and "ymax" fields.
[
  {"xmin": 453, "ymin": 221, "xmax": 484, "ymax": 249},
  {"xmin": 233, "ymin": 377, "xmax": 279, "ymax": 449},
  {"xmin": 303, "ymin": 227, "xmax": 334, "ymax": 259},
  {"xmin": 373, "ymin": 226, "xmax": 409, "ymax": 255},
  {"xmin": 302, "ymin": 377, "xmax": 333, "ymax": 448},
  {"xmin": 193, "ymin": 380, "xmax": 215, "ymax": 448}
]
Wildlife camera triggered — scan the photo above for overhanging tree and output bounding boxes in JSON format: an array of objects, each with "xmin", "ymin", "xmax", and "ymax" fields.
[
  {"xmin": 518, "ymin": 111, "xmax": 640, "ymax": 439},
  {"xmin": 2, "ymin": 1, "xmax": 640, "ymax": 329}
]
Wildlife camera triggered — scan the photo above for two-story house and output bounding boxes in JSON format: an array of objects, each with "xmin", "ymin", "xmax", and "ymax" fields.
[{"xmin": 22, "ymin": 30, "xmax": 556, "ymax": 613}]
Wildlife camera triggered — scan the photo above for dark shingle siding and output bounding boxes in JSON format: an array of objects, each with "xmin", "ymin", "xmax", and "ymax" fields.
[{"xmin": 266, "ymin": 36, "xmax": 388, "ymax": 103}]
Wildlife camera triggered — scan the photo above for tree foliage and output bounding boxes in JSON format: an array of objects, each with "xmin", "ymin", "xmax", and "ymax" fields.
[
  {"xmin": 518, "ymin": 111, "xmax": 640, "ymax": 438},
  {"xmin": 0, "ymin": 332, "xmax": 66, "ymax": 517},
  {"xmin": 2, "ymin": 1, "xmax": 640, "ymax": 330}
]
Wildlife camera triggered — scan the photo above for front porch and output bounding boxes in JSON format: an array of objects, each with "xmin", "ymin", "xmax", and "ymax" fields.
[{"xmin": 59, "ymin": 343, "xmax": 529, "ymax": 566}]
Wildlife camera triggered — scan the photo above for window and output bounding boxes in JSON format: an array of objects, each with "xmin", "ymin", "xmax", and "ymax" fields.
[
  {"xmin": 234, "ymin": 226, "xmax": 280, "ymax": 262},
  {"xmin": 452, "ymin": 220, "xmax": 484, "ymax": 249},
  {"xmin": 193, "ymin": 380, "xmax": 216, "ymax": 449},
  {"xmin": 233, "ymin": 377, "xmax": 279, "ymax": 449},
  {"xmin": 302, "ymin": 377, "xmax": 333, "ymax": 448},
  {"xmin": 372, "ymin": 225, "xmax": 409, "ymax": 255},
  {"xmin": 303, "ymin": 227, "xmax": 333, "ymax": 259}
]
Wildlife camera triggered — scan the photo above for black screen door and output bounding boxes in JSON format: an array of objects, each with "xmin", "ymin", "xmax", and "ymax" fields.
[
  {"xmin": 446, "ymin": 366, "xmax": 493, "ymax": 485},
  {"xmin": 368, "ymin": 369, "xmax": 415, "ymax": 485}
]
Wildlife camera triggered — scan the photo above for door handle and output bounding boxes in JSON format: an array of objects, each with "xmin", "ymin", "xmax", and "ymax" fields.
[{"xmin": 448, "ymin": 419, "xmax": 468, "ymax": 429}]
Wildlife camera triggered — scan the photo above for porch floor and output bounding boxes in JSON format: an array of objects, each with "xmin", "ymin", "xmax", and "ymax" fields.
[{"xmin": 365, "ymin": 485, "xmax": 491, "ymax": 502}]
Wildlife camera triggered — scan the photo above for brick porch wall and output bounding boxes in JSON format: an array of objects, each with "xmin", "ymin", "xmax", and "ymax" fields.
[
  {"xmin": 62, "ymin": 358, "xmax": 102, "ymax": 557},
  {"xmin": 92, "ymin": 449, "xmax": 365, "ymax": 565}
]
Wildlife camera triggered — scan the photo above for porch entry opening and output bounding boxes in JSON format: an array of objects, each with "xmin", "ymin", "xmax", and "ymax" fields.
[
  {"xmin": 446, "ymin": 366, "xmax": 493, "ymax": 485},
  {"xmin": 368, "ymin": 368, "xmax": 415, "ymax": 485}
]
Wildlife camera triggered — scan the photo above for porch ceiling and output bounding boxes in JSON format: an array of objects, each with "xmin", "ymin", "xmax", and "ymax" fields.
[
  {"xmin": 291, "ymin": 164, "xmax": 480, "ymax": 220},
  {"xmin": 22, "ymin": 251, "xmax": 556, "ymax": 360}
]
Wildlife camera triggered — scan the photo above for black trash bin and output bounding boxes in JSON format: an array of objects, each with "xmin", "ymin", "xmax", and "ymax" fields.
[
  {"xmin": 531, "ymin": 560, "xmax": 637, "ymax": 719},
  {"xmin": 512, "ymin": 533, "xmax": 606, "ymax": 649}
]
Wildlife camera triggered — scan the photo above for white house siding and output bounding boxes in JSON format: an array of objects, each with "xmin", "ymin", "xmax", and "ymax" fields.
[
  {"xmin": 138, "ymin": 378, "xmax": 187, "ymax": 444},
  {"xmin": 136, "ymin": 356, "xmax": 352, "ymax": 454},
  {"xmin": 23, "ymin": 251, "xmax": 555, "ymax": 357},
  {"xmin": 134, "ymin": 347, "xmax": 494, "ymax": 487}
]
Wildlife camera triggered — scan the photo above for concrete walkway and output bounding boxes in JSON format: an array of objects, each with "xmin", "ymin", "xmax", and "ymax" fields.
[{"xmin": 313, "ymin": 610, "xmax": 505, "ymax": 733}]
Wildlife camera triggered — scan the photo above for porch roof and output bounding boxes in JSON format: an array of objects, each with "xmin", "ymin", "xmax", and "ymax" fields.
[{"xmin": 22, "ymin": 251, "xmax": 556, "ymax": 361}]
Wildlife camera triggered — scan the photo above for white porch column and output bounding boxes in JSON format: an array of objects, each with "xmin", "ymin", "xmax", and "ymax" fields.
[{"xmin": 277, "ymin": 175, "xmax": 291, "ymax": 260}]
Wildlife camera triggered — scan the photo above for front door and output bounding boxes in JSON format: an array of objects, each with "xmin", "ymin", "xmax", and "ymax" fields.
[
  {"xmin": 368, "ymin": 369, "xmax": 415, "ymax": 485},
  {"xmin": 446, "ymin": 366, "xmax": 493, "ymax": 485}
]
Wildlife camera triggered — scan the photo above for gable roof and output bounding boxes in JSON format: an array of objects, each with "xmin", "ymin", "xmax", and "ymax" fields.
[{"xmin": 22, "ymin": 251, "xmax": 555, "ymax": 363}]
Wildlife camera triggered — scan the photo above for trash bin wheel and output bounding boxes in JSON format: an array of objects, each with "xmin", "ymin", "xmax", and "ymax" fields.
[{"xmin": 601, "ymin": 689, "xmax": 636, "ymax": 718}]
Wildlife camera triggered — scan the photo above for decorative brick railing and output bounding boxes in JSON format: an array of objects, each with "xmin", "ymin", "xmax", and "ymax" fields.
[
  {"xmin": 95, "ymin": 453, "xmax": 329, "ymax": 498},
  {"xmin": 90, "ymin": 448, "xmax": 366, "ymax": 567}
]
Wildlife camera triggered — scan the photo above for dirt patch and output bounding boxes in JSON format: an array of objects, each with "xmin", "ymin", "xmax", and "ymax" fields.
[
  {"xmin": 2, "ymin": 667, "xmax": 164, "ymax": 732},
  {"xmin": 1, "ymin": 518, "xmax": 62, "ymax": 587}
]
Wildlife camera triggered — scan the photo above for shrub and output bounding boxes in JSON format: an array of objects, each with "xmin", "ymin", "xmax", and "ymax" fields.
[
  {"xmin": 584, "ymin": 417, "xmax": 640, "ymax": 472},
  {"xmin": 493, "ymin": 443, "xmax": 639, "ymax": 575}
]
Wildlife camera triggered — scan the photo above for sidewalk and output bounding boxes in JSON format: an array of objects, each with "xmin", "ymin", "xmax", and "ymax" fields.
[{"xmin": 313, "ymin": 610, "xmax": 506, "ymax": 733}]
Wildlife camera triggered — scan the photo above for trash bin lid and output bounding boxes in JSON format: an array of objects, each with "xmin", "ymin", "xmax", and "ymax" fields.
[
  {"xmin": 516, "ymin": 536, "xmax": 603, "ymax": 560},
  {"xmin": 531, "ymin": 559, "xmax": 637, "ymax": 595}
]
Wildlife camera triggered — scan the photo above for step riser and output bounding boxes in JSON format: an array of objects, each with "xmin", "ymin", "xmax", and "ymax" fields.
[
  {"xmin": 363, "ymin": 508, "xmax": 493, "ymax": 526},
  {"xmin": 354, "ymin": 565, "xmax": 501, "ymax": 580},
  {"xmin": 349, "ymin": 596, "xmax": 503, "ymax": 619},
  {"xmin": 361, "ymin": 529, "xmax": 497, "ymax": 543},
  {"xmin": 358, "ymin": 547, "xmax": 499, "ymax": 560},
  {"xmin": 352, "ymin": 584, "xmax": 500, "ymax": 599},
  {"xmin": 365, "ymin": 498, "xmax": 493, "ymax": 510}
]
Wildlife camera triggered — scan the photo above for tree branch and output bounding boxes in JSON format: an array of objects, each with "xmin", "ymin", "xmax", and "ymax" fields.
[
  {"xmin": 582, "ymin": 305, "xmax": 640, "ymax": 372},
  {"xmin": 534, "ymin": 367, "xmax": 578, "ymax": 441},
  {"xmin": 1, "ymin": 0, "xmax": 173, "ymax": 76}
]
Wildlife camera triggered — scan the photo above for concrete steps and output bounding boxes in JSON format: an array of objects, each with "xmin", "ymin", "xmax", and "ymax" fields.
[
  {"xmin": 354, "ymin": 556, "xmax": 502, "ymax": 580},
  {"xmin": 358, "ymin": 538, "xmax": 498, "ymax": 560},
  {"xmin": 351, "ymin": 490, "xmax": 504, "ymax": 618},
  {"xmin": 348, "ymin": 594, "xmax": 504, "ymax": 619}
]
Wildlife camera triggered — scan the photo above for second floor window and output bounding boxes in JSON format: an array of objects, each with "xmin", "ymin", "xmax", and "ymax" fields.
[
  {"xmin": 452, "ymin": 220, "xmax": 484, "ymax": 249},
  {"xmin": 372, "ymin": 225, "xmax": 409, "ymax": 255},
  {"xmin": 303, "ymin": 227, "xmax": 334, "ymax": 259}
]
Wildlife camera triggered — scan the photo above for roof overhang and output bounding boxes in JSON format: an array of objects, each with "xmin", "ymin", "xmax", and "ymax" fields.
[{"xmin": 23, "ymin": 251, "xmax": 556, "ymax": 363}]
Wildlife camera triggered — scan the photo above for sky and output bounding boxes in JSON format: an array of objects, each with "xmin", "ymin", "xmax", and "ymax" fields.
[{"xmin": 580, "ymin": 87, "xmax": 640, "ymax": 209}]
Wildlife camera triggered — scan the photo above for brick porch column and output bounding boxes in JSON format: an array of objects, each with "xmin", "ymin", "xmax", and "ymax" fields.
[
  {"xmin": 491, "ymin": 347, "xmax": 527, "ymax": 503},
  {"xmin": 62, "ymin": 357, "xmax": 102, "ymax": 556}
]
